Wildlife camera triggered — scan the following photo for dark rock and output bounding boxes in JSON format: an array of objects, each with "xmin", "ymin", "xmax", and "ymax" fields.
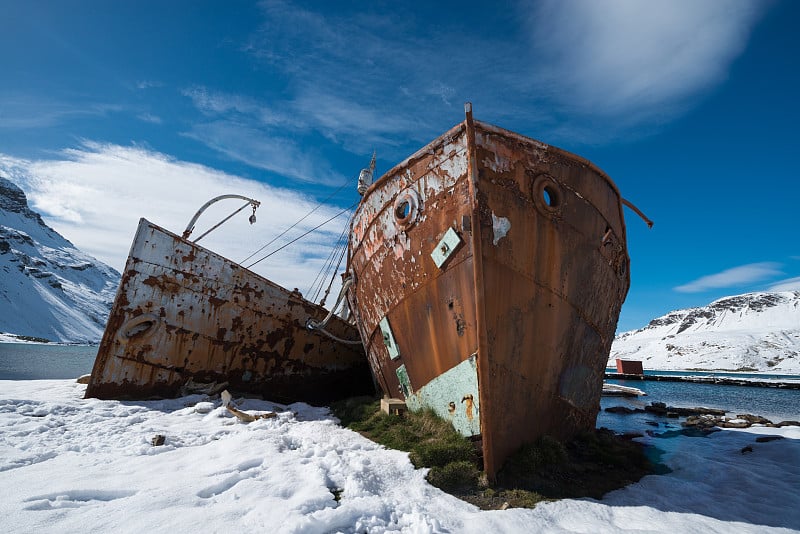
[
  {"xmin": 683, "ymin": 415, "xmax": 720, "ymax": 429},
  {"xmin": 777, "ymin": 421, "xmax": 800, "ymax": 427},
  {"xmin": 755, "ymin": 436, "xmax": 784, "ymax": 443},
  {"xmin": 736, "ymin": 414, "xmax": 772, "ymax": 425},
  {"xmin": 650, "ymin": 427, "xmax": 719, "ymax": 439},
  {"xmin": 740, "ymin": 446, "xmax": 753, "ymax": 454},
  {"xmin": 604, "ymin": 406, "xmax": 642, "ymax": 414},
  {"xmin": 645, "ymin": 402, "xmax": 667, "ymax": 415},
  {"xmin": 0, "ymin": 177, "xmax": 47, "ymax": 226},
  {"xmin": 151, "ymin": 434, "xmax": 166, "ymax": 446},
  {"xmin": 718, "ymin": 419, "xmax": 749, "ymax": 429}
]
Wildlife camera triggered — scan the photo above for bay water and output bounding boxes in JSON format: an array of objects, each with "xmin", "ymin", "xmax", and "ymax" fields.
[{"xmin": 0, "ymin": 343, "xmax": 98, "ymax": 380}]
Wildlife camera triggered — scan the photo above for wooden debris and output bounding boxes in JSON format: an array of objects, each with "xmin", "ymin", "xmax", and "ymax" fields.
[{"xmin": 220, "ymin": 390, "xmax": 277, "ymax": 423}]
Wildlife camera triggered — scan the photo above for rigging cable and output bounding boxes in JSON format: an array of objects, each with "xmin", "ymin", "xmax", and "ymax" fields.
[
  {"xmin": 240, "ymin": 178, "xmax": 354, "ymax": 265},
  {"xmin": 245, "ymin": 201, "xmax": 358, "ymax": 269},
  {"xmin": 307, "ymin": 219, "xmax": 350, "ymax": 303},
  {"xmin": 308, "ymin": 225, "xmax": 346, "ymax": 301},
  {"xmin": 318, "ymin": 226, "xmax": 350, "ymax": 307}
]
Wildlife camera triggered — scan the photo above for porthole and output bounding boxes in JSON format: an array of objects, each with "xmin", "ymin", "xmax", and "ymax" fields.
[
  {"xmin": 393, "ymin": 188, "xmax": 420, "ymax": 230},
  {"xmin": 531, "ymin": 174, "xmax": 563, "ymax": 216},
  {"xmin": 116, "ymin": 313, "xmax": 159, "ymax": 344}
]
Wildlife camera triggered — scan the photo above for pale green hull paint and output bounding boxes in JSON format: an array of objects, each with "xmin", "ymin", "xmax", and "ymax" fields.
[{"xmin": 397, "ymin": 355, "xmax": 481, "ymax": 437}]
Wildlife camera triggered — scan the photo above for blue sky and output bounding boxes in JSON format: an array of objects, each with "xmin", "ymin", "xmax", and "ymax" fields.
[{"xmin": 1, "ymin": 0, "xmax": 798, "ymax": 333}]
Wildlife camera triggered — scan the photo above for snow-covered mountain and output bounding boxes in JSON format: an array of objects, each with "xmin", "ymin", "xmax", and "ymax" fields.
[
  {"xmin": 611, "ymin": 291, "xmax": 800, "ymax": 373},
  {"xmin": 0, "ymin": 176, "xmax": 120, "ymax": 343}
]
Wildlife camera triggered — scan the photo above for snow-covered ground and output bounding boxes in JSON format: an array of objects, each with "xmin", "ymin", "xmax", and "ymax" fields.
[
  {"xmin": 0, "ymin": 333, "xmax": 44, "ymax": 343},
  {"xmin": 1, "ymin": 380, "xmax": 798, "ymax": 533}
]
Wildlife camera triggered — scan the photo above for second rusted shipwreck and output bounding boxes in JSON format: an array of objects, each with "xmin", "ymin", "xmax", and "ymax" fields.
[
  {"xmin": 346, "ymin": 104, "xmax": 644, "ymax": 480},
  {"xmin": 85, "ymin": 217, "xmax": 372, "ymax": 404}
]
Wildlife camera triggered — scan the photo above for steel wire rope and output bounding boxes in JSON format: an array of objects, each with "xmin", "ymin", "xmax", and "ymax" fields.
[
  {"xmin": 245, "ymin": 201, "xmax": 359, "ymax": 269},
  {"xmin": 318, "ymin": 227, "xmax": 350, "ymax": 307},
  {"xmin": 308, "ymin": 220, "xmax": 350, "ymax": 303},
  {"xmin": 308, "ymin": 224, "xmax": 347, "ymax": 302},
  {"xmin": 239, "ymin": 177, "xmax": 354, "ymax": 266}
]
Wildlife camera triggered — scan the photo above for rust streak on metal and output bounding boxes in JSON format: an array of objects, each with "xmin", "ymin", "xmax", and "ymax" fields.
[
  {"xmin": 85, "ymin": 218, "xmax": 373, "ymax": 404},
  {"xmin": 462, "ymin": 394, "xmax": 474, "ymax": 422}
]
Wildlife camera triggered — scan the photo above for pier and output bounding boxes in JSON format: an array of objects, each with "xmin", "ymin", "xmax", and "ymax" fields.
[{"xmin": 605, "ymin": 372, "xmax": 800, "ymax": 390}]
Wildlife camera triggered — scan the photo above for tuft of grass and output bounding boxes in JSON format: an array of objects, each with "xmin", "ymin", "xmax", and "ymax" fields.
[
  {"xmin": 330, "ymin": 397, "xmax": 668, "ymax": 509},
  {"xmin": 427, "ymin": 460, "xmax": 480, "ymax": 491},
  {"xmin": 504, "ymin": 435, "xmax": 568, "ymax": 473},
  {"xmin": 329, "ymin": 396, "xmax": 382, "ymax": 428}
]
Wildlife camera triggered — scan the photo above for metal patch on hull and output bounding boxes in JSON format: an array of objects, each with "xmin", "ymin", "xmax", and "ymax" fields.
[{"xmin": 404, "ymin": 355, "xmax": 480, "ymax": 437}]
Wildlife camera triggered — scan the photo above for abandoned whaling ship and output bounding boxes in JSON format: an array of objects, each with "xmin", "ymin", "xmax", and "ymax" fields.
[
  {"xmin": 345, "ymin": 104, "xmax": 650, "ymax": 480},
  {"xmin": 85, "ymin": 196, "xmax": 373, "ymax": 404}
]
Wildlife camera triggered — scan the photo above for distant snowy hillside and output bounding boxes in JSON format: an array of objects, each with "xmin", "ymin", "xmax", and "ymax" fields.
[
  {"xmin": 611, "ymin": 291, "xmax": 800, "ymax": 373},
  {"xmin": 0, "ymin": 176, "xmax": 120, "ymax": 342}
]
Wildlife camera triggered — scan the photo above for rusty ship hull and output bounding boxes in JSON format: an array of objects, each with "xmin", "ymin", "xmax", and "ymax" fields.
[
  {"xmin": 346, "ymin": 106, "xmax": 631, "ymax": 479},
  {"xmin": 85, "ymin": 218, "xmax": 373, "ymax": 404}
]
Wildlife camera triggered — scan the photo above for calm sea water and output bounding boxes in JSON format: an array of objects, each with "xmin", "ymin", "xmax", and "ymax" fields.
[
  {"xmin": 0, "ymin": 343, "xmax": 98, "ymax": 380},
  {"xmin": 1, "ymin": 344, "xmax": 798, "ymax": 425}
]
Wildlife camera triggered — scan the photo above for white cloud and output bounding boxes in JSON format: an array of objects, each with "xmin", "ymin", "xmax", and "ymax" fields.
[
  {"xmin": 0, "ymin": 97, "xmax": 122, "ymax": 129},
  {"xmin": 137, "ymin": 113, "xmax": 162, "ymax": 124},
  {"xmin": 184, "ymin": 87, "xmax": 261, "ymax": 118},
  {"xmin": 182, "ymin": 120, "xmax": 348, "ymax": 186},
  {"xmin": 526, "ymin": 0, "xmax": 766, "ymax": 121},
  {"xmin": 158, "ymin": 1, "xmax": 772, "ymax": 191},
  {"xmin": 674, "ymin": 262, "xmax": 783, "ymax": 293},
  {"xmin": 290, "ymin": 90, "xmax": 424, "ymax": 153},
  {"xmin": 135, "ymin": 80, "xmax": 162, "ymax": 90},
  {"xmin": 769, "ymin": 277, "xmax": 800, "ymax": 292},
  {"xmin": 0, "ymin": 144, "xmax": 354, "ymax": 301}
]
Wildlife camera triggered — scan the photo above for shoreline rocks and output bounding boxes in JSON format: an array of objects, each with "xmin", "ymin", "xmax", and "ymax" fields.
[{"xmin": 605, "ymin": 401, "xmax": 800, "ymax": 430}]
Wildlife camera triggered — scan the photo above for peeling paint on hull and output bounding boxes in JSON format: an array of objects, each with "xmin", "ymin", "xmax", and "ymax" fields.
[
  {"xmin": 347, "ymin": 109, "xmax": 631, "ymax": 481},
  {"xmin": 85, "ymin": 219, "xmax": 373, "ymax": 404}
]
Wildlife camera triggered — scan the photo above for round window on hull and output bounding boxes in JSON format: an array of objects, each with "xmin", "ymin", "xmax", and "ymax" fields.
[
  {"xmin": 116, "ymin": 313, "xmax": 160, "ymax": 344},
  {"xmin": 531, "ymin": 174, "xmax": 564, "ymax": 217},
  {"xmin": 393, "ymin": 188, "xmax": 421, "ymax": 230}
]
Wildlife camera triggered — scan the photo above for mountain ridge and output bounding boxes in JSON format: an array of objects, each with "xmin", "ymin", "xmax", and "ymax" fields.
[
  {"xmin": 611, "ymin": 291, "xmax": 800, "ymax": 373},
  {"xmin": 0, "ymin": 176, "xmax": 120, "ymax": 343}
]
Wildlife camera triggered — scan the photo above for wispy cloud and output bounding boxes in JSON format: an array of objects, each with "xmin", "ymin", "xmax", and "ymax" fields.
[
  {"xmin": 674, "ymin": 262, "xmax": 783, "ymax": 293},
  {"xmin": 135, "ymin": 80, "xmax": 162, "ymax": 90},
  {"xmin": 182, "ymin": 87, "xmax": 272, "ymax": 121},
  {"xmin": 0, "ymin": 144, "xmax": 353, "ymax": 298},
  {"xmin": 231, "ymin": 0, "xmax": 768, "ymax": 148},
  {"xmin": 137, "ymin": 113, "xmax": 162, "ymax": 124},
  {"xmin": 182, "ymin": 120, "xmax": 348, "ymax": 185},
  {"xmin": 174, "ymin": 1, "xmax": 769, "ymax": 184},
  {"xmin": 0, "ymin": 96, "xmax": 121, "ymax": 129},
  {"xmin": 768, "ymin": 277, "xmax": 800, "ymax": 292},
  {"xmin": 525, "ymin": 0, "xmax": 766, "ymax": 123},
  {"xmin": 180, "ymin": 84, "xmax": 420, "ymax": 182}
]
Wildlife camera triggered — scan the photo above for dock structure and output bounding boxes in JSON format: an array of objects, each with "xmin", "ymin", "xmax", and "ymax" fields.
[{"xmin": 605, "ymin": 372, "xmax": 800, "ymax": 390}]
